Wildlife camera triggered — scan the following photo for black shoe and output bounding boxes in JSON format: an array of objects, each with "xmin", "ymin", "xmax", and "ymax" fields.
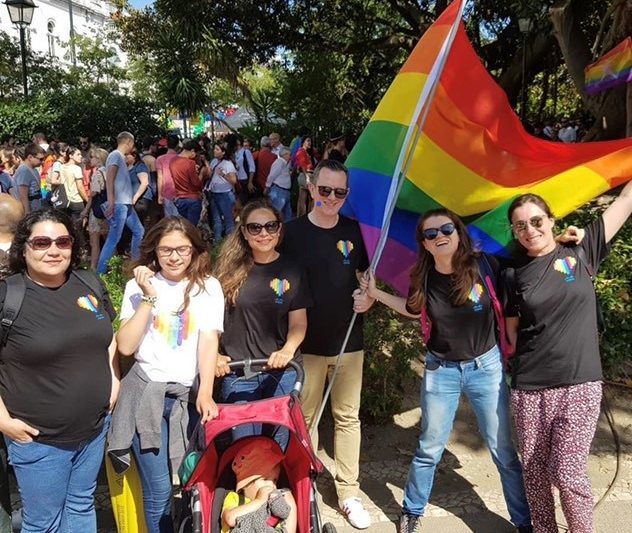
[
  {"xmin": 517, "ymin": 526, "xmax": 534, "ymax": 533},
  {"xmin": 399, "ymin": 513, "xmax": 421, "ymax": 533}
]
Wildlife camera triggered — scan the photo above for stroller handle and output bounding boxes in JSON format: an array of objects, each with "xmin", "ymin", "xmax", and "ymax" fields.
[{"xmin": 226, "ymin": 358, "xmax": 304, "ymax": 395}]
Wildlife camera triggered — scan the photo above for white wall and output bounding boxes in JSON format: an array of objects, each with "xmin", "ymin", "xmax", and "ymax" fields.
[{"xmin": 0, "ymin": 0, "xmax": 125, "ymax": 66}]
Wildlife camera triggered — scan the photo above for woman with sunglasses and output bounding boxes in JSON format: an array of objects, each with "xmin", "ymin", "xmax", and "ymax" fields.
[
  {"xmin": 0, "ymin": 209, "xmax": 118, "ymax": 532},
  {"xmin": 214, "ymin": 199, "xmax": 311, "ymax": 447},
  {"xmin": 109, "ymin": 216, "xmax": 224, "ymax": 533},
  {"xmin": 361, "ymin": 208, "xmax": 533, "ymax": 533},
  {"xmin": 505, "ymin": 188, "xmax": 632, "ymax": 533}
]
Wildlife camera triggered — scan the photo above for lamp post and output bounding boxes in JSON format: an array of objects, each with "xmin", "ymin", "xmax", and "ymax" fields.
[
  {"xmin": 518, "ymin": 16, "xmax": 532, "ymax": 123},
  {"xmin": 4, "ymin": 0, "xmax": 37, "ymax": 98}
]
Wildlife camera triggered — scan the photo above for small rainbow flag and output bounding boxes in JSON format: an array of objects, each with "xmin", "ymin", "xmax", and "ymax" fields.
[
  {"xmin": 585, "ymin": 37, "xmax": 632, "ymax": 95},
  {"xmin": 343, "ymin": 0, "xmax": 632, "ymax": 295}
]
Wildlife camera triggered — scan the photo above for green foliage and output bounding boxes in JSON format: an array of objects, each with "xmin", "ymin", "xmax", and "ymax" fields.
[
  {"xmin": 101, "ymin": 256, "xmax": 126, "ymax": 330},
  {"xmin": 361, "ymin": 283, "xmax": 422, "ymax": 424},
  {"xmin": 562, "ymin": 202, "xmax": 632, "ymax": 378}
]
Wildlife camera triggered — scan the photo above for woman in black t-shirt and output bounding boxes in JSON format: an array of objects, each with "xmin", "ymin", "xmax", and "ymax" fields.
[
  {"xmin": 214, "ymin": 199, "xmax": 311, "ymax": 445},
  {"xmin": 505, "ymin": 189, "xmax": 632, "ymax": 533},
  {"xmin": 0, "ymin": 208, "xmax": 117, "ymax": 533},
  {"xmin": 362, "ymin": 208, "xmax": 532, "ymax": 533}
]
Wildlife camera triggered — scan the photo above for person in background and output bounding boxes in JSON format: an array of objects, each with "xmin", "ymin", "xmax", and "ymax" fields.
[
  {"xmin": 265, "ymin": 147, "xmax": 293, "ymax": 222},
  {"xmin": 32, "ymin": 133, "xmax": 49, "ymax": 152},
  {"xmin": 83, "ymin": 148, "xmax": 109, "ymax": 271},
  {"xmin": 323, "ymin": 133, "xmax": 348, "ymax": 164},
  {"xmin": 127, "ymin": 150, "xmax": 151, "ymax": 228},
  {"xmin": 205, "ymin": 142, "xmax": 237, "ymax": 242},
  {"xmin": 96, "ymin": 131, "xmax": 145, "ymax": 274},
  {"xmin": 141, "ymin": 138, "xmax": 161, "ymax": 230},
  {"xmin": 234, "ymin": 135, "xmax": 256, "ymax": 205},
  {"xmin": 269, "ymin": 132, "xmax": 285, "ymax": 156},
  {"xmin": 171, "ymin": 140, "xmax": 209, "ymax": 226},
  {"xmin": 156, "ymin": 135, "xmax": 180, "ymax": 217},
  {"xmin": 60, "ymin": 146, "xmax": 89, "ymax": 224},
  {"xmin": 253, "ymin": 136, "xmax": 276, "ymax": 197},
  {"xmin": 46, "ymin": 142, "xmax": 65, "ymax": 193},
  {"xmin": 15, "ymin": 143, "xmax": 45, "ymax": 214},
  {"xmin": 0, "ymin": 208, "xmax": 118, "ymax": 533},
  {"xmin": 0, "ymin": 193, "xmax": 23, "ymax": 253},
  {"xmin": 295, "ymin": 136, "xmax": 318, "ymax": 218}
]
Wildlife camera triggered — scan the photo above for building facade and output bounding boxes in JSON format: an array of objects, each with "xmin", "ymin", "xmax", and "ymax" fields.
[{"xmin": 0, "ymin": 0, "xmax": 122, "ymax": 65}]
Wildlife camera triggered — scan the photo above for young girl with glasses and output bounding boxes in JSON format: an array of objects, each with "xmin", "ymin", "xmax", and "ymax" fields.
[
  {"xmin": 108, "ymin": 216, "xmax": 224, "ymax": 533},
  {"xmin": 213, "ymin": 199, "xmax": 312, "ymax": 449}
]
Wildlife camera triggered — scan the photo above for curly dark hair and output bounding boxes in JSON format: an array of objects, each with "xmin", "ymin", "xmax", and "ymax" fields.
[{"xmin": 4, "ymin": 208, "xmax": 85, "ymax": 277}]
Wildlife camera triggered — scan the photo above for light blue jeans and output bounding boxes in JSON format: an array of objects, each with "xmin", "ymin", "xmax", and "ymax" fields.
[
  {"xmin": 96, "ymin": 203, "xmax": 145, "ymax": 274},
  {"xmin": 206, "ymin": 190, "xmax": 235, "ymax": 241},
  {"xmin": 403, "ymin": 345, "xmax": 531, "ymax": 527},
  {"xmin": 268, "ymin": 184, "xmax": 293, "ymax": 222},
  {"xmin": 5, "ymin": 415, "xmax": 110, "ymax": 533}
]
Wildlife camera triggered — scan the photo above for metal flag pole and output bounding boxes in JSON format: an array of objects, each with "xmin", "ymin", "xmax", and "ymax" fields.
[{"xmin": 309, "ymin": 0, "xmax": 469, "ymax": 437}]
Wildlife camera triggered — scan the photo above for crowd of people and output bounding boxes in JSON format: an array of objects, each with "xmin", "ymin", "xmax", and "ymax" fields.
[{"xmin": 0, "ymin": 125, "xmax": 629, "ymax": 533}]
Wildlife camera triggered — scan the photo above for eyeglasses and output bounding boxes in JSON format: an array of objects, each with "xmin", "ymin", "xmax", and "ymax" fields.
[
  {"xmin": 245, "ymin": 221, "xmax": 281, "ymax": 236},
  {"xmin": 156, "ymin": 245, "xmax": 193, "ymax": 258},
  {"xmin": 421, "ymin": 223, "xmax": 456, "ymax": 240},
  {"xmin": 511, "ymin": 216, "xmax": 546, "ymax": 233},
  {"xmin": 317, "ymin": 185, "xmax": 348, "ymax": 199},
  {"xmin": 26, "ymin": 235, "xmax": 74, "ymax": 250}
]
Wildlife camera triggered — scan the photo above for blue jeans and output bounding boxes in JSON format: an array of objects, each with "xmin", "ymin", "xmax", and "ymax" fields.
[
  {"xmin": 220, "ymin": 368, "xmax": 297, "ymax": 451},
  {"xmin": 403, "ymin": 346, "xmax": 531, "ymax": 527},
  {"xmin": 206, "ymin": 190, "xmax": 235, "ymax": 241},
  {"xmin": 175, "ymin": 198, "xmax": 202, "ymax": 226},
  {"xmin": 132, "ymin": 396, "xmax": 199, "ymax": 533},
  {"xmin": 5, "ymin": 415, "xmax": 110, "ymax": 533},
  {"xmin": 96, "ymin": 203, "xmax": 145, "ymax": 274},
  {"xmin": 268, "ymin": 184, "xmax": 293, "ymax": 222}
]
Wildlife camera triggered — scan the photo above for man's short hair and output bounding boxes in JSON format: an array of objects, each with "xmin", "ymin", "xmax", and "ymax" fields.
[
  {"xmin": 33, "ymin": 132, "xmax": 47, "ymax": 142},
  {"xmin": 182, "ymin": 140, "xmax": 197, "ymax": 151},
  {"xmin": 24, "ymin": 143, "xmax": 45, "ymax": 159},
  {"xmin": 117, "ymin": 131, "xmax": 135, "ymax": 145},
  {"xmin": 311, "ymin": 159, "xmax": 349, "ymax": 186},
  {"xmin": 260, "ymin": 136, "xmax": 271, "ymax": 148},
  {"xmin": 167, "ymin": 134, "xmax": 179, "ymax": 150},
  {"xmin": 279, "ymin": 147, "xmax": 291, "ymax": 157}
]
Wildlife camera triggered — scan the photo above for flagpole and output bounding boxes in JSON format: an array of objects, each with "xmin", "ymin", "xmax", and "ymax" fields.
[{"xmin": 309, "ymin": 0, "xmax": 468, "ymax": 438}]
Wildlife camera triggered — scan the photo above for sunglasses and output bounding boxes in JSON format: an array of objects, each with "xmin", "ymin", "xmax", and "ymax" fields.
[
  {"xmin": 317, "ymin": 185, "xmax": 348, "ymax": 199},
  {"xmin": 245, "ymin": 221, "xmax": 281, "ymax": 236},
  {"xmin": 421, "ymin": 223, "xmax": 456, "ymax": 240},
  {"xmin": 26, "ymin": 235, "xmax": 74, "ymax": 251},
  {"xmin": 511, "ymin": 215, "xmax": 546, "ymax": 233},
  {"xmin": 156, "ymin": 245, "xmax": 193, "ymax": 258}
]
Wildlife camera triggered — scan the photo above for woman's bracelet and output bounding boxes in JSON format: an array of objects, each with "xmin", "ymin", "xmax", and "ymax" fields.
[{"xmin": 140, "ymin": 295, "xmax": 158, "ymax": 307}]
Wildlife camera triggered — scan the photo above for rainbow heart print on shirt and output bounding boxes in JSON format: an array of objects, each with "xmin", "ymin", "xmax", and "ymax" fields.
[
  {"xmin": 270, "ymin": 278, "xmax": 291, "ymax": 304},
  {"xmin": 153, "ymin": 311, "xmax": 196, "ymax": 349},
  {"xmin": 76, "ymin": 294, "xmax": 105, "ymax": 320},
  {"xmin": 337, "ymin": 240, "xmax": 354, "ymax": 264},
  {"xmin": 467, "ymin": 283, "xmax": 484, "ymax": 312},
  {"xmin": 554, "ymin": 256, "xmax": 577, "ymax": 283}
]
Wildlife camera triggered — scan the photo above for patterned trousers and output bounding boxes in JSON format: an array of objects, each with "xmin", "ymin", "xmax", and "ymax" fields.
[{"xmin": 511, "ymin": 381, "xmax": 602, "ymax": 533}]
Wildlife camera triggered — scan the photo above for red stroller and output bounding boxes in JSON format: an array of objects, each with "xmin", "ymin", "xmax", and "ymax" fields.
[{"xmin": 178, "ymin": 359, "xmax": 337, "ymax": 533}]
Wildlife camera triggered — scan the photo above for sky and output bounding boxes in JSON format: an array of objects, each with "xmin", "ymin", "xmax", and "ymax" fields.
[{"xmin": 130, "ymin": 0, "xmax": 153, "ymax": 8}]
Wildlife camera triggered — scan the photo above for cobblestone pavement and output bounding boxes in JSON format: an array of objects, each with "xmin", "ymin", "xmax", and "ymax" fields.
[{"xmin": 11, "ymin": 386, "xmax": 631, "ymax": 533}]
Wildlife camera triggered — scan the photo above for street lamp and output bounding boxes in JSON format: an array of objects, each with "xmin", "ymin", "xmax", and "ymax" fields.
[
  {"xmin": 4, "ymin": 0, "xmax": 38, "ymax": 98},
  {"xmin": 518, "ymin": 16, "xmax": 533, "ymax": 123}
]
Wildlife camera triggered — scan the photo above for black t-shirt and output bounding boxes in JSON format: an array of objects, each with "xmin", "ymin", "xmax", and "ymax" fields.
[
  {"xmin": 220, "ymin": 254, "xmax": 312, "ymax": 364},
  {"xmin": 280, "ymin": 215, "xmax": 370, "ymax": 356},
  {"xmin": 407, "ymin": 254, "xmax": 498, "ymax": 361},
  {"xmin": 505, "ymin": 218, "xmax": 609, "ymax": 390},
  {"xmin": 0, "ymin": 273, "xmax": 114, "ymax": 444}
]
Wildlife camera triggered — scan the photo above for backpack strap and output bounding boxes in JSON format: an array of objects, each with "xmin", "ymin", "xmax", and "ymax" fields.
[
  {"xmin": 477, "ymin": 254, "xmax": 512, "ymax": 361},
  {"xmin": 242, "ymin": 151, "xmax": 250, "ymax": 176},
  {"xmin": 574, "ymin": 245, "xmax": 605, "ymax": 333},
  {"xmin": 0, "ymin": 274, "xmax": 26, "ymax": 348}
]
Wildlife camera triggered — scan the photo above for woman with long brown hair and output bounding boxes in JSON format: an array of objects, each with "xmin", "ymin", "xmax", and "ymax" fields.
[
  {"xmin": 214, "ymin": 199, "xmax": 311, "ymax": 448},
  {"xmin": 108, "ymin": 216, "xmax": 224, "ymax": 533},
  {"xmin": 361, "ymin": 208, "xmax": 532, "ymax": 533}
]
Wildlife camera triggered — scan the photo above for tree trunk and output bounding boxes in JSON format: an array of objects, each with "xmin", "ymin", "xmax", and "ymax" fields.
[{"xmin": 550, "ymin": 0, "xmax": 629, "ymax": 140}]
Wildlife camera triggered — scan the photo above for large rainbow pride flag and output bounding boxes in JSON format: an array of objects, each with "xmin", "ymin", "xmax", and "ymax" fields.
[
  {"xmin": 343, "ymin": 0, "xmax": 632, "ymax": 295},
  {"xmin": 585, "ymin": 37, "xmax": 632, "ymax": 95}
]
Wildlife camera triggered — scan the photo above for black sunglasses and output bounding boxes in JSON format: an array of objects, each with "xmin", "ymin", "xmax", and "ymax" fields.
[
  {"xmin": 421, "ymin": 223, "xmax": 456, "ymax": 240},
  {"xmin": 317, "ymin": 185, "xmax": 348, "ymax": 199},
  {"xmin": 26, "ymin": 235, "xmax": 74, "ymax": 251},
  {"xmin": 245, "ymin": 221, "xmax": 281, "ymax": 236},
  {"xmin": 511, "ymin": 215, "xmax": 546, "ymax": 233}
]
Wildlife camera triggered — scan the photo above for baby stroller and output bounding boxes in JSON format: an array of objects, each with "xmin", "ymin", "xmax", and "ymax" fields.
[{"xmin": 178, "ymin": 359, "xmax": 337, "ymax": 533}]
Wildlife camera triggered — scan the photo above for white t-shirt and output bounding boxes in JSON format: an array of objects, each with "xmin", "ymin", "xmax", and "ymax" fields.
[
  {"xmin": 208, "ymin": 159, "xmax": 236, "ymax": 193},
  {"xmin": 120, "ymin": 273, "xmax": 225, "ymax": 386}
]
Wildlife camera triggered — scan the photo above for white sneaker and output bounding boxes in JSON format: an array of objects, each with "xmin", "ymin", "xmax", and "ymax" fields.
[{"xmin": 341, "ymin": 497, "xmax": 372, "ymax": 529}]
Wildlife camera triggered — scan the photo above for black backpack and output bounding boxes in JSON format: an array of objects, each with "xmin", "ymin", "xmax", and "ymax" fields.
[{"xmin": 0, "ymin": 270, "xmax": 115, "ymax": 347}]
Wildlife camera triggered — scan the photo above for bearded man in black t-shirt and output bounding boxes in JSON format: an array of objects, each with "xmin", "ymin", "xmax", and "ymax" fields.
[{"xmin": 280, "ymin": 159, "xmax": 374, "ymax": 530}]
